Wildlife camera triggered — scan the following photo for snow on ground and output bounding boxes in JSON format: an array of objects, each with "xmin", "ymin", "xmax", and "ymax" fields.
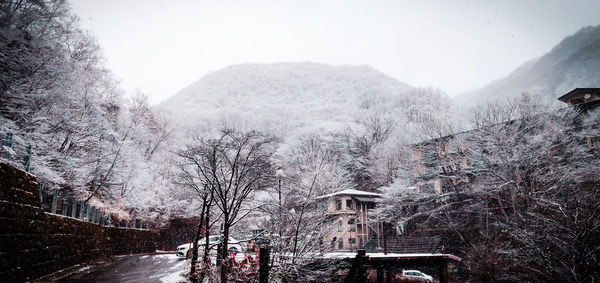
[
  {"xmin": 367, "ymin": 253, "xmax": 445, "ymax": 257},
  {"xmin": 157, "ymin": 254, "xmax": 188, "ymax": 283},
  {"xmin": 153, "ymin": 254, "xmax": 175, "ymax": 259},
  {"xmin": 319, "ymin": 252, "xmax": 458, "ymax": 259},
  {"xmin": 317, "ymin": 252, "xmax": 462, "ymax": 262},
  {"xmin": 316, "ymin": 189, "xmax": 382, "ymax": 199},
  {"xmin": 159, "ymin": 271, "xmax": 187, "ymax": 283},
  {"xmin": 156, "ymin": 252, "xmax": 257, "ymax": 283}
]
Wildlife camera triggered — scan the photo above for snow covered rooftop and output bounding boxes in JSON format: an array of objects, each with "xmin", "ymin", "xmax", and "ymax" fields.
[
  {"xmin": 316, "ymin": 189, "xmax": 382, "ymax": 199},
  {"xmin": 320, "ymin": 252, "xmax": 462, "ymax": 262}
]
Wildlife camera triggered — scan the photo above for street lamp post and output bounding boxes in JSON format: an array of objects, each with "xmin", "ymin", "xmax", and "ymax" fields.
[
  {"xmin": 275, "ymin": 167, "xmax": 284, "ymax": 232},
  {"xmin": 274, "ymin": 167, "xmax": 284, "ymax": 265}
]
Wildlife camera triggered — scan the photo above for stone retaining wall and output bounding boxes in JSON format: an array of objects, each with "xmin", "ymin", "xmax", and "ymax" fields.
[{"xmin": 0, "ymin": 162, "xmax": 158, "ymax": 282}]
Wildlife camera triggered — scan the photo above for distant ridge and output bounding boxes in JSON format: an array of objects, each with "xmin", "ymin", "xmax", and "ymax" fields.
[
  {"xmin": 454, "ymin": 25, "xmax": 600, "ymax": 106},
  {"xmin": 158, "ymin": 62, "xmax": 416, "ymax": 134}
]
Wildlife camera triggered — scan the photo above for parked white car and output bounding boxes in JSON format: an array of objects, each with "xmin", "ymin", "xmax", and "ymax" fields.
[
  {"xmin": 401, "ymin": 270, "xmax": 433, "ymax": 282},
  {"xmin": 176, "ymin": 235, "xmax": 243, "ymax": 258}
]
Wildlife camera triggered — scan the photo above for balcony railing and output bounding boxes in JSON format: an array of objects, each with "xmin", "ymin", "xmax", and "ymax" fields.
[{"xmin": 363, "ymin": 236, "xmax": 443, "ymax": 254}]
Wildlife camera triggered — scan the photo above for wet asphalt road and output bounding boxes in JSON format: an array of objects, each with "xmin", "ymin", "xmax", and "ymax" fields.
[{"xmin": 57, "ymin": 254, "xmax": 187, "ymax": 283}]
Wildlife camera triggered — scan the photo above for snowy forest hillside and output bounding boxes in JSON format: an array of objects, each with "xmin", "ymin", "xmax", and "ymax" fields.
[
  {"xmin": 159, "ymin": 62, "xmax": 459, "ymax": 143},
  {"xmin": 0, "ymin": 1, "xmax": 172, "ymax": 220},
  {"xmin": 160, "ymin": 63, "xmax": 413, "ymax": 133},
  {"xmin": 455, "ymin": 25, "xmax": 600, "ymax": 106}
]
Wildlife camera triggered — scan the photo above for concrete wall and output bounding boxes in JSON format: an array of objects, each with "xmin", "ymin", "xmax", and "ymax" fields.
[{"xmin": 0, "ymin": 162, "xmax": 158, "ymax": 282}]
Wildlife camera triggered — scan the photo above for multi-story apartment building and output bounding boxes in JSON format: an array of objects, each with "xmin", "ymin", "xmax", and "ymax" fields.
[
  {"xmin": 316, "ymin": 189, "xmax": 381, "ymax": 251},
  {"xmin": 410, "ymin": 88, "xmax": 600, "ymax": 195}
]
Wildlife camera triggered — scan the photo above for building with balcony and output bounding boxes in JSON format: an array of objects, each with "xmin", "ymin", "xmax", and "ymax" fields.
[{"xmin": 316, "ymin": 189, "xmax": 382, "ymax": 251}]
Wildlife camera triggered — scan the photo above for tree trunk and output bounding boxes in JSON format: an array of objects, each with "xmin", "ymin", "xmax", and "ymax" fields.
[
  {"xmin": 203, "ymin": 208, "xmax": 211, "ymax": 262},
  {"xmin": 190, "ymin": 198, "xmax": 207, "ymax": 282},
  {"xmin": 199, "ymin": 194, "xmax": 213, "ymax": 283},
  {"xmin": 220, "ymin": 214, "xmax": 230, "ymax": 283},
  {"xmin": 496, "ymin": 192, "xmax": 509, "ymax": 221},
  {"xmin": 510, "ymin": 186, "xmax": 518, "ymax": 216},
  {"xmin": 291, "ymin": 205, "xmax": 306, "ymax": 264}
]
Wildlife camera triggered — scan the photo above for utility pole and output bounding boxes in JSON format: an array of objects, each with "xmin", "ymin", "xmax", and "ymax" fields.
[{"xmin": 275, "ymin": 167, "xmax": 284, "ymax": 235}]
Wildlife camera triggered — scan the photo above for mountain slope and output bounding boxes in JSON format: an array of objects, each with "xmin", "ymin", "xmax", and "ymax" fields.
[
  {"xmin": 454, "ymin": 25, "xmax": 600, "ymax": 105},
  {"xmin": 158, "ymin": 62, "xmax": 418, "ymax": 135}
]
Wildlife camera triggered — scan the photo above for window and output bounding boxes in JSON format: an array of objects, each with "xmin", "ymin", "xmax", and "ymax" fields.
[
  {"xmin": 348, "ymin": 218, "xmax": 356, "ymax": 232},
  {"xmin": 338, "ymin": 239, "xmax": 343, "ymax": 249},
  {"xmin": 348, "ymin": 238, "xmax": 356, "ymax": 244},
  {"xmin": 395, "ymin": 221, "xmax": 405, "ymax": 235},
  {"xmin": 590, "ymin": 136, "xmax": 600, "ymax": 148},
  {"xmin": 420, "ymin": 183, "xmax": 435, "ymax": 194},
  {"xmin": 335, "ymin": 199, "xmax": 342, "ymax": 210},
  {"xmin": 316, "ymin": 202, "xmax": 325, "ymax": 210},
  {"xmin": 346, "ymin": 199, "xmax": 353, "ymax": 210},
  {"xmin": 338, "ymin": 220, "xmax": 343, "ymax": 232}
]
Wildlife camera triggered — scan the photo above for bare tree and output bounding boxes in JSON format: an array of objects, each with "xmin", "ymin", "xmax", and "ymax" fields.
[
  {"xmin": 180, "ymin": 129, "xmax": 276, "ymax": 282},
  {"xmin": 467, "ymin": 99, "xmax": 518, "ymax": 129},
  {"xmin": 174, "ymin": 153, "xmax": 215, "ymax": 282}
]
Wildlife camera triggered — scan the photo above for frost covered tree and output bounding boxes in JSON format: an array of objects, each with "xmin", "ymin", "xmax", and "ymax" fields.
[
  {"xmin": 376, "ymin": 96, "xmax": 600, "ymax": 281},
  {"xmin": 341, "ymin": 113, "xmax": 396, "ymax": 191},
  {"xmin": 0, "ymin": 0, "xmax": 174, "ymax": 221},
  {"xmin": 339, "ymin": 87, "xmax": 461, "ymax": 192},
  {"xmin": 404, "ymin": 87, "xmax": 459, "ymax": 141},
  {"xmin": 110, "ymin": 92, "xmax": 172, "ymax": 217},
  {"xmin": 1, "ymin": 0, "xmax": 122, "ymax": 192},
  {"xmin": 264, "ymin": 133, "xmax": 350, "ymax": 281}
]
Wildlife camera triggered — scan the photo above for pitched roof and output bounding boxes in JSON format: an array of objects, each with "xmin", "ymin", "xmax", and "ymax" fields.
[
  {"xmin": 557, "ymin": 88, "xmax": 600, "ymax": 102},
  {"xmin": 316, "ymin": 189, "xmax": 382, "ymax": 199}
]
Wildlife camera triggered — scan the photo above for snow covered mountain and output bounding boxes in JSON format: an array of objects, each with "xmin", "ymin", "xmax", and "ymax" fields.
[
  {"xmin": 158, "ymin": 63, "xmax": 419, "ymax": 136},
  {"xmin": 454, "ymin": 25, "xmax": 600, "ymax": 106}
]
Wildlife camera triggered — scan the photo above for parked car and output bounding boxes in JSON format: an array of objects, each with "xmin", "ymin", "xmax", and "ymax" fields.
[
  {"xmin": 176, "ymin": 235, "xmax": 243, "ymax": 258},
  {"xmin": 399, "ymin": 270, "xmax": 433, "ymax": 282}
]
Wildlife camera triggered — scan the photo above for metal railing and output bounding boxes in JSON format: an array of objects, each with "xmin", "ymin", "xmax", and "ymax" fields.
[
  {"xmin": 363, "ymin": 236, "xmax": 443, "ymax": 254},
  {"xmin": 39, "ymin": 184, "xmax": 150, "ymax": 229},
  {"xmin": 2, "ymin": 132, "xmax": 149, "ymax": 230},
  {"xmin": 1, "ymin": 132, "xmax": 32, "ymax": 172}
]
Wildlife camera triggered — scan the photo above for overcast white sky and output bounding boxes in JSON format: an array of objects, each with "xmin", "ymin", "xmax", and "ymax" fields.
[{"xmin": 71, "ymin": 0, "xmax": 600, "ymax": 104}]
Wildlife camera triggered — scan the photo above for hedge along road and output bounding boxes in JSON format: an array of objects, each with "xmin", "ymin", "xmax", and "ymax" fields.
[{"xmin": 48, "ymin": 253, "xmax": 188, "ymax": 283}]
